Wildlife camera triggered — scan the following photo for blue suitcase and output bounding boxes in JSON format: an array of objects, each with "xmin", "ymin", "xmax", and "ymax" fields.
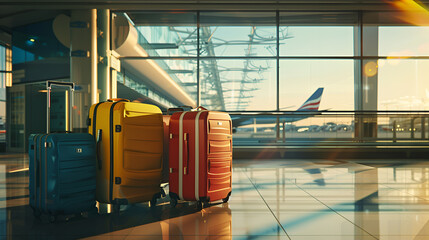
[{"xmin": 28, "ymin": 81, "xmax": 96, "ymax": 221}]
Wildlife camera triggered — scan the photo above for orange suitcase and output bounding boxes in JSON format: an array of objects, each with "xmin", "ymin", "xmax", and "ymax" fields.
[{"xmin": 169, "ymin": 107, "xmax": 232, "ymax": 209}]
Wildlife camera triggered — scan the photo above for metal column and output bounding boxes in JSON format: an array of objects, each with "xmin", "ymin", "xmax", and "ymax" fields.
[
  {"xmin": 70, "ymin": 10, "xmax": 97, "ymax": 132},
  {"xmin": 97, "ymin": 9, "xmax": 111, "ymax": 101}
]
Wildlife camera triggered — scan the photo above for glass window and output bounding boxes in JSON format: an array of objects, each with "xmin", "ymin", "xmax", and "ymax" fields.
[
  {"xmin": 126, "ymin": 11, "xmax": 197, "ymax": 57},
  {"xmin": 279, "ymin": 60, "xmax": 355, "ymax": 111},
  {"xmin": 0, "ymin": 45, "xmax": 7, "ymax": 101},
  {"xmin": 0, "ymin": 45, "xmax": 5, "ymax": 70},
  {"xmin": 124, "ymin": 11, "xmax": 359, "ymax": 114},
  {"xmin": 363, "ymin": 11, "xmax": 429, "ymax": 57},
  {"xmin": 200, "ymin": 59, "xmax": 276, "ymax": 111},
  {"xmin": 159, "ymin": 59, "xmax": 198, "ymax": 101},
  {"xmin": 377, "ymin": 59, "xmax": 429, "ymax": 110},
  {"xmin": 280, "ymin": 12, "xmax": 357, "ymax": 56},
  {"xmin": 12, "ymin": 20, "xmax": 69, "ymax": 61},
  {"xmin": 378, "ymin": 26, "xmax": 429, "ymax": 57},
  {"xmin": 123, "ymin": 59, "xmax": 197, "ymax": 107},
  {"xmin": 0, "ymin": 73, "xmax": 5, "ymax": 101},
  {"xmin": 200, "ymin": 12, "xmax": 276, "ymax": 57}
]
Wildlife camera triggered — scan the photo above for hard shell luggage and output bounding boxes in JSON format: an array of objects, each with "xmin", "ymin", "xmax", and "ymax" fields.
[
  {"xmin": 169, "ymin": 107, "xmax": 232, "ymax": 208},
  {"xmin": 29, "ymin": 81, "xmax": 96, "ymax": 221},
  {"xmin": 88, "ymin": 99, "xmax": 163, "ymax": 208},
  {"xmin": 162, "ymin": 107, "xmax": 192, "ymax": 184}
]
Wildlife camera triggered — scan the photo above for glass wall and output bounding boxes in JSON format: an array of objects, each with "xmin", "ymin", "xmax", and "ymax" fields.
[
  {"xmin": 122, "ymin": 10, "xmax": 429, "ymax": 144},
  {"xmin": 279, "ymin": 60, "xmax": 355, "ymax": 111},
  {"xmin": 124, "ymin": 11, "xmax": 358, "ymax": 112},
  {"xmin": 118, "ymin": 12, "xmax": 197, "ymax": 107},
  {"xmin": 12, "ymin": 19, "xmax": 70, "ymax": 84},
  {"xmin": 363, "ymin": 12, "xmax": 429, "ymax": 111},
  {"xmin": 199, "ymin": 12, "xmax": 277, "ymax": 111},
  {"xmin": 378, "ymin": 59, "xmax": 429, "ymax": 111}
]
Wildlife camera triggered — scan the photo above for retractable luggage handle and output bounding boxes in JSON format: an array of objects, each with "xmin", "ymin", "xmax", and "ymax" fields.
[
  {"xmin": 46, "ymin": 81, "xmax": 75, "ymax": 134},
  {"xmin": 167, "ymin": 106, "xmax": 192, "ymax": 115}
]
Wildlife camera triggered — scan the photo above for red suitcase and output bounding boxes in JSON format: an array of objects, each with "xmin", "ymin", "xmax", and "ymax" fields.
[
  {"xmin": 162, "ymin": 107, "xmax": 192, "ymax": 184},
  {"xmin": 169, "ymin": 107, "xmax": 232, "ymax": 209}
]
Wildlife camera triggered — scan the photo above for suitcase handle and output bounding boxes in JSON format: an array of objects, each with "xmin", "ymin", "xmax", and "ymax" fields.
[
  {"xmin": 107, "ymin": 98, "xmax": 130, "ymax": 102},
  {"xmin": 195, "ymin": 106, "xmax": 207, "ymax": 111},
  {"xmin": 167, "ymin": 106, "xmax": 191, "ymax": 115},
  {"xmin": 183, "ymin": 133, "xmax": 189, "ymax": 175},
  {"xmin": 96, "ymin": 129, "xmax": 102, "ymax": 170},
  {"xmin": 46, "ymin": 81, "xmax": 75, "ymax": 134}
]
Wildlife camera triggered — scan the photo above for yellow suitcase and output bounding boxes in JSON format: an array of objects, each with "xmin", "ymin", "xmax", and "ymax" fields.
[{"xmin": 88, "ymin": 99, "xmax": 163, "ymax": 208}]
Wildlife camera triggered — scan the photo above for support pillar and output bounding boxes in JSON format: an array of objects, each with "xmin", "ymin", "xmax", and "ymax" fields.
[
  {"xmin": 362, "ymin": 26, "xmax": 379, "ymax": 139},
  {"xmin": 70, "ymin": 10, "xmax": 97, "ymax": 132},
  {"xmin": 355, "ymin": 24, "xmax": 379, "ymax": 140},
  {"xmin": 354, "ymin": 18, "xmax": 363, "ymax": 141},
  {"xmin": 97, "ymin": 9, "xmax": 111, "ymax": 101}
]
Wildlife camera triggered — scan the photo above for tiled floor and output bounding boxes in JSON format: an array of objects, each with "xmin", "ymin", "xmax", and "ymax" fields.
[{"xmin": 2, "ymin": 153, "xmax": 429, "ymax": 239}]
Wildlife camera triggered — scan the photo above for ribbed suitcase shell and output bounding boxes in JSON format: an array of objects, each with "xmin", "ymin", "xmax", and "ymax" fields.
[
  {"xmin": 169, "ymin": 110, "xmax": 232, "ymax": 203},
  {"xmin": 29, "ymin": 133, "xmax": 96, "ymax": 216},
  {"xmin": 88, "ymin": 101, "xmax": 163, "ymax": 205}
]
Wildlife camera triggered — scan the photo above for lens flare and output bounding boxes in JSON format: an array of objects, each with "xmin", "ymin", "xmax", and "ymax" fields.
[
  {"xmin": 387, "ymin": 0, "xmax": 429, "ymax": 26},
  {"xmin": 364, "ymin": 61, "xmax": 378, "ymax": 77}
]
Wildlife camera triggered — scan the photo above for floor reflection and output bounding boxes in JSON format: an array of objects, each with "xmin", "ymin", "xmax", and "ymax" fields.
[{"xmin": 1, "ymin": 154, "xmax": 429, "ymax": 239}]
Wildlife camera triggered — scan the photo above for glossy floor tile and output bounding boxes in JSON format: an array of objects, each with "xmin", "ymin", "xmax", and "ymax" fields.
[{"xmin": 2, "ymin": 154, "xmax": 429, "ymax": 239}]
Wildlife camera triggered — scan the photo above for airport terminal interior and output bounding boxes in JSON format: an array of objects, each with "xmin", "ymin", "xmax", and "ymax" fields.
[{"xmin": 1, "ymin": 0, "xmax": 429, "ymax": 239}]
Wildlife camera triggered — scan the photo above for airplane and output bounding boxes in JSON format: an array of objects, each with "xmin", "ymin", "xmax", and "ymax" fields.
[{"xmin": 231, "ymin": 88, "xmax": 325, "ymax": 132}]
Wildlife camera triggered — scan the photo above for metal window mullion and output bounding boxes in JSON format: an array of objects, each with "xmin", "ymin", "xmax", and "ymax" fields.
[
  {"xmin": 117, "ymin": 55, "xmax": 429, "ymax": 60},
  {"xmin": 276, "ymin": 10, "xmax": 280, "ymax": 140},
  {"xmin": 359, "ymin": 11, "xmax": 364, "ymax": 111},
  {"xmin": 276, "ymin": 10, "xmax": 280, "ymax": 112},
  {"xmin": 197, "ymin": 11, "xmax": 201, "ymax": 107},
  {"xmin": 357, "ymin": 10, "xmax": 364, "ymax": 141}
]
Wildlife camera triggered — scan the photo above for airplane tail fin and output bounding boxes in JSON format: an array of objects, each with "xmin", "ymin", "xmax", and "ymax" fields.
[{"xmin": 297, "ymin": 88, "xmax": 324, "ymax": 111}]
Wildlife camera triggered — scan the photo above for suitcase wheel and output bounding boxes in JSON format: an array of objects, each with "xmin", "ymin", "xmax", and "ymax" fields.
[
  {"xmin": 222, "ymin": 192, "xmax": 231, "ymax": 203},
  {"xmin": 196, "ymin": 201, "xmax": 203, "ymax": 211},
  {"xmin": 113, "ymin": 204, "xmax": 121, "ymax": 213},
  {"xmin": 170, "ymin": 198, "xmax": 178, "ymax": 208},
  {"xmin": 160, "ymin": 188, "xmax": 167, "ymax": 198},
  {"xmin": 196, "ymin": 200, "xmax": 209, "ymax": 211},
  {"xmin": 170, "ymin": 195, "xmax": 178, "ymax": 208},
  {"xmin": 150, "ymin": 192, "xmax": 161, "ymax": 208}
]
